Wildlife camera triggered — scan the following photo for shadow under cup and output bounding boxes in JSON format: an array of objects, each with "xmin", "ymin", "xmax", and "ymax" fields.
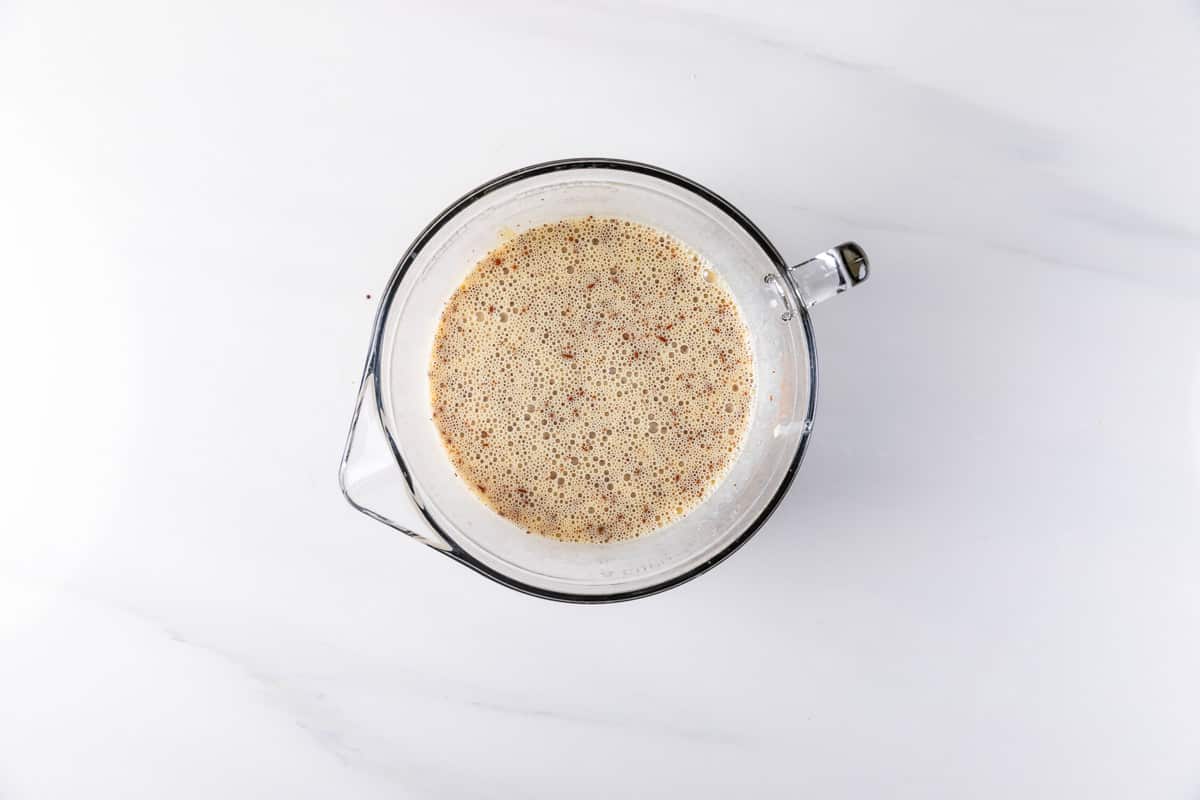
[{"xmin": 361, "ymin": 161, "xmax": 816, "ymax": 601}]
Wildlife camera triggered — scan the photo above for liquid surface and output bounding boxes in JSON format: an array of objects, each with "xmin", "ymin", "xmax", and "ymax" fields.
[{"xmin": 428, "ymin": 217, "xmax": 754, "ymax": 542}]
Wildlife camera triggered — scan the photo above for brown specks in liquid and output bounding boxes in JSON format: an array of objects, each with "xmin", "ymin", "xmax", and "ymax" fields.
[{"xmin": 428, "ymin": 217, "xmax": 755, "ymax": 543}]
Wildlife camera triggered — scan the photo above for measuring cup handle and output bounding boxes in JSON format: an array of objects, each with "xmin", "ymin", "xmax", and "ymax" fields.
[
  {"xmin": 785, "ymin": 242, "xmax": 870, "ymax": 310},
  {"xmin": 339, "ymin": 365, "xmax": 452, "ymax": 551}
]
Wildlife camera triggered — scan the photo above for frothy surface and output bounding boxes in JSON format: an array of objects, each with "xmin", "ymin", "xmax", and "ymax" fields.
[{"xmin": 428, "ymin": 217, "xmax": 754, "ymax": 542}]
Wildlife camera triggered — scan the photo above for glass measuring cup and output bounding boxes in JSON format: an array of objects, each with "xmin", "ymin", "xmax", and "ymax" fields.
[{"xmin": 340, "ymin": 159, "xmax": 868, "ymax": 602}]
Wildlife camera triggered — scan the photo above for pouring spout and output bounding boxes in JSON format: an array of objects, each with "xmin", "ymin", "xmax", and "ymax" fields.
[{"xmin": 339, "ymin": 368, "xmax": 453, "ymax": 552}]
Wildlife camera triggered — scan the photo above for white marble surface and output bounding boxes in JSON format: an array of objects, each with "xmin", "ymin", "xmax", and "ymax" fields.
[{"xmin": 3, "ymin": 0, "xmax": 1200, "ymax": 796}]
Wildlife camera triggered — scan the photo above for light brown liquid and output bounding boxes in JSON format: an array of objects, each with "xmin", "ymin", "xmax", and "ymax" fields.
[{"xmin": 428, "ymin": 217, "xmax": 754, "ymax": 542}]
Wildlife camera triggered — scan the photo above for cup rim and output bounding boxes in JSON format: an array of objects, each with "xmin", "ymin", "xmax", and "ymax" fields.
[{"xmin": 367, "ymin": 157, "xmax": 818, "ymax": 602}]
